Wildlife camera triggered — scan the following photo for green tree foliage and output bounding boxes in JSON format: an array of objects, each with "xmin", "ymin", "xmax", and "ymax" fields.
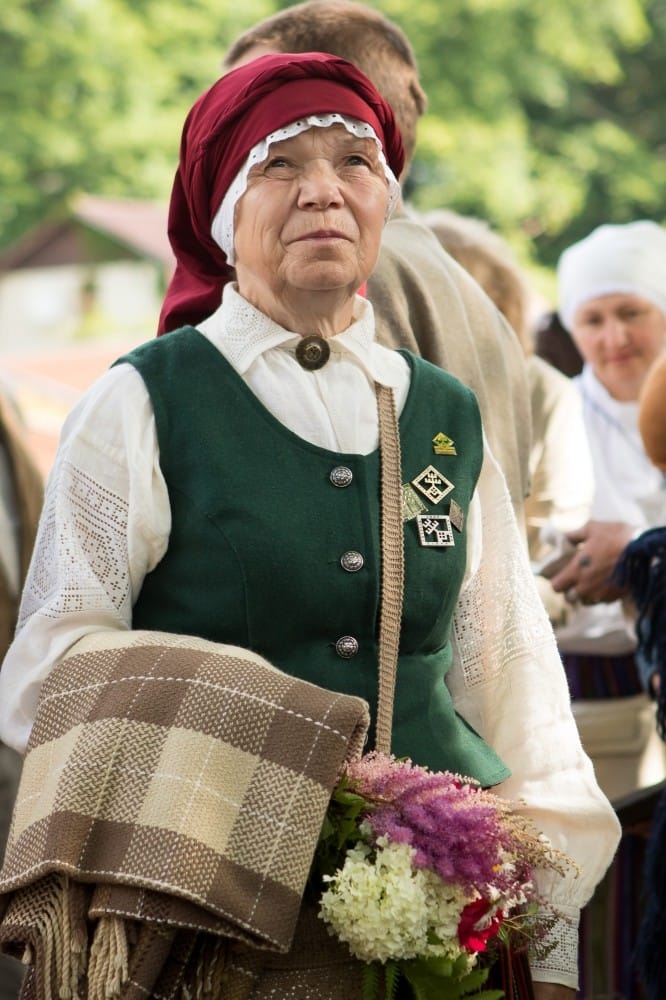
[
  {"xmin": 0, "ymin": 0, "xmax": 273, "ymax": 246},
  {"xmin": 1, "ymin": 0, "xmax": 665, "ymax": 267},
  {"xmin": 527, "ymin": 0, "xmax": 666, "ymax": 264},
  {"xmin": 391, "ymin": 0, "xmax": 665, "ymax": 264}
]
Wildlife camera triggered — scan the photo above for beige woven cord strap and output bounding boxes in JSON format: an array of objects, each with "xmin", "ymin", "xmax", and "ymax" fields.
[{"xmin": 374, "ymin": 382, "xmax": 405, "ymax": 754}]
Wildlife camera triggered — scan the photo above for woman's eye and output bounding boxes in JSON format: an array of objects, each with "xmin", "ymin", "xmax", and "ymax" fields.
[
  {"xmin": 266, "ymin": 157, "xmax": 291, "ymax": 169},
  {"xmin": 344, "ymin": 154, "xmax": 371, "ymax": 168}
]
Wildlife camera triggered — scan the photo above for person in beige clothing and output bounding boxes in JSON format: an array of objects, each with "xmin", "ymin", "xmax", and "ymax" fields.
[
  {"xmin": 421, "ymin": 208, "xmax": 594, "ymax": 621},
  {"xmin": 223, "ymin": 0, "xmax": 532, "ymax": 533}
]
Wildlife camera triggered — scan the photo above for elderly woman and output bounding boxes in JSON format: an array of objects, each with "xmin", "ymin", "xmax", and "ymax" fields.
[{"xmin": 0, "ymin": 54, "xmax": 617, "ymax": 999}]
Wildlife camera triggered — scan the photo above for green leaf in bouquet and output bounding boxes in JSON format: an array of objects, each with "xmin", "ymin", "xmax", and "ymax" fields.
[
  {"xmin": 401, "ymin": 954, "xmax": 505, "ymax": 1000},
  {"xmin": 385, "ymin": 960, "xmax": 401, "ymax": 999},
  {"xmin": 361, "ymin": 960, "xmax": 403, "ymax": 1000},
  {"xmin": 362, "ymin": 960, "xmax": 382, "ymax": 1000}
]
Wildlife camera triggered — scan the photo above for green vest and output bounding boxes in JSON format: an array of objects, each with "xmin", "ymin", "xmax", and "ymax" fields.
[{"xmin": 119, "ymin": 329, "xmax": 509, "ymax": 786}]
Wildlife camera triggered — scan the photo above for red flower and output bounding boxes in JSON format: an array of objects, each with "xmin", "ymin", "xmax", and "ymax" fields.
[{"xmin": 458, "ymin": 898, "xmax": 503, "ymax": 953}]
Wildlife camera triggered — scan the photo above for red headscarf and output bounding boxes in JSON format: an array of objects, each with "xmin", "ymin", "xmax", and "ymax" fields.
[{"xmin": 157, "ymin": 52, "xmax": 404, "ymax": 334}]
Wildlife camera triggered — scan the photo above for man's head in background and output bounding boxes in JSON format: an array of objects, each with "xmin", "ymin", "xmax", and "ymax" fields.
[{"xmin": 223, "ymin": 0, "xmax": 427, "ymax": 178}]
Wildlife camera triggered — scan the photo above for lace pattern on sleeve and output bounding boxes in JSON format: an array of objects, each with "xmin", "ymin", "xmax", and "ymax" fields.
[
  {"xmin": 530, "ymin": 911, "xmax": 580, "ymax": 989},
  {"xmin": 18, "ymin": 456, "xmax": 132, "ymax": 627},
  {"xmin": 451, "ymin": 469, "xmax": 553, "ymax": 691}
]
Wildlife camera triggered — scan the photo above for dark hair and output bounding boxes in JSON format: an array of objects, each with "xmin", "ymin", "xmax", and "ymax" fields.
[
  {"xmin": 534, "ymin": 311, "xmax": 584, "ymax": 378},
  {"xmin": 224, "ymin": 0, "xmax": 426, "ymax": 172}
]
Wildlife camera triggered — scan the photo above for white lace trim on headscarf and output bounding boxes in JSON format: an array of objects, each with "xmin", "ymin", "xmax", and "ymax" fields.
[{"xmin": 210, "ymin": 113, "xmax": 401, "ymax": 266}]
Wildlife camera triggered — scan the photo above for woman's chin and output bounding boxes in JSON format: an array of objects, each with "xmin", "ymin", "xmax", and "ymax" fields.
[
  {"xmin": 290, "ymin": 274, "xmax": 362, "ymax": 298},
  {"xmin": 286, "ymin": 255, "xmax": 364, "ymax": 291}
]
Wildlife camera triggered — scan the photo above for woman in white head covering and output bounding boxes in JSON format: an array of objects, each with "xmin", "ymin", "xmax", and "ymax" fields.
[{"xmin": 558, "ymin": 220, "xmax": 666, "ymax": 427}]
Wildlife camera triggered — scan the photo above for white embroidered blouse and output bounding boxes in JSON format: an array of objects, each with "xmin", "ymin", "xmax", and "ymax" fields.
[{"xmin": 0, "ymin": 285, "xmax": 620, "ymax": 988}]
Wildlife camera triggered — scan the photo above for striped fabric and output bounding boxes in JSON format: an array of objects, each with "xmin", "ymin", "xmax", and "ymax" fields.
[
  {"xmin": 0, "ymin": 630, "xmax": 370, "ymax": 999},
  {"xmin": 486, "ymin": 945, "xmax": 535, "ymax": 999},
  {"xmin": 576, "ymin": 782, "xmax": 665, "ymax": 999},
  {"xmin": 562, "ymin": 651, "xmax": 650, "ymax": 998},
  {"xmin": 562, "ymin": 652, "xmax": 642, "ymax": 700},
  {"xmin": 578, "ymin": 832, "xmax": 648, "ymax": 1000}
]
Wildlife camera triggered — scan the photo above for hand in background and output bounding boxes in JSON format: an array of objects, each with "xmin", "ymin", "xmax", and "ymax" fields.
[{"xmin": 549, "ymin": 520, "xmax": 635, "ymax": 604}]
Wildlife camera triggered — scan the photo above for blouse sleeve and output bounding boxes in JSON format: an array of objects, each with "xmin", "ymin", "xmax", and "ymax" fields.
[
  {"xmin": 0, "ymin": 364, "xmax": 170, "ymax": 755},
  {"xmin": 447, "ymin": 440, "xmax": 621, "ymax": 989}
]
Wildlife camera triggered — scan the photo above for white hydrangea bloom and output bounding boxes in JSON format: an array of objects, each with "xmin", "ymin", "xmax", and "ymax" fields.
[{"xmin": 319, "ymin": 836, "xmax": 475, "ymax": 966}]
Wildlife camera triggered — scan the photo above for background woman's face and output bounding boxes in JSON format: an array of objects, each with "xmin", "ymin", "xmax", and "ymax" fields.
[
  {"xmin": 233, "ymin": 125, "xmax": 389, "ymax": 314},
  {"xmin": 571, "ymin": 293, "xmax": 666, "ymax": 401}
]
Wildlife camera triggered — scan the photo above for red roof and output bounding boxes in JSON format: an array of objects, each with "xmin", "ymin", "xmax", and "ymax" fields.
[
  {"xmin": 0, "ymin": 195, "xmax": 175, "ymax": 475},
  {"xmin": 74, "ymin": 194, "xmax": 173, "ymax": 266},
  {"xmin": 0, "ymin": 195, "xmax": 174, "ymax": 270}
]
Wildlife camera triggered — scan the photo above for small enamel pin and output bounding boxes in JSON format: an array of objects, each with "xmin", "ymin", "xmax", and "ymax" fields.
[
  {"xmin": 411, "ymin": 465, "xmax": 454, "ymax": 505},
  {"xmin": 432, "ymin": 432, "xmax": 457, "ymax": 456},
  {"xmin": 449, "ymin": 498, "xmax": 464, "ymax": 533},
  {"xmin": 402, "ymin": 483, "xmax": 428, "ymax": 522},
  {"xmin": 416, "ymin": 513, "xmax": 455, "ymax": 547}
]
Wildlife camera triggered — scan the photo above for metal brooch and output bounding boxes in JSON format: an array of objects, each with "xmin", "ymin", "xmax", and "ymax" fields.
[
  {"xmin": 411, "ymin": 465, "xmax": 454, "ymax": 504},
  {"xmin": 416, "ymin": 513, "xmax": 455, "ymax": 547}
]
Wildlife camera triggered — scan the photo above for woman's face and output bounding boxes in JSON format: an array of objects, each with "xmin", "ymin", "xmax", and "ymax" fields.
[
  {"xmin": 571, "ymin": 293, "xmax": 666, "ymax": 401},
  {"xmin": 233, "ymin": 124, "xmax": 390, "ymax": 318}
]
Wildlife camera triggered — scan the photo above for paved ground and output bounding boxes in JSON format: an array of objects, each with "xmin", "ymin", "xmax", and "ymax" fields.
[{"xmin": 2, "ymin": 336, "xmax": 144, "ymax": 477}]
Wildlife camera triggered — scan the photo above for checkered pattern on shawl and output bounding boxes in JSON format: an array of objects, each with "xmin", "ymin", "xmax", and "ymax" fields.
[{"xmin": 0, "ymin": 630, "xmax": 370, "ymax": 999}]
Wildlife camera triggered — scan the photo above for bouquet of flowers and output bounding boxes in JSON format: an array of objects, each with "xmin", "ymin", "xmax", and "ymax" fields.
[{"xmin": 313, "ymin": 751, "xmax": 576, "ymax": 1000}]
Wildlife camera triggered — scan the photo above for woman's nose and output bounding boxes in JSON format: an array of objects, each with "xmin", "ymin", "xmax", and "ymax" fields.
[
  {"xmin": 601, "ymin": 316, "xmax": 631, "ymax": 345},
  {"xmin": 297, "ymin": 163, "xmax": 345, "ymax": 209}
]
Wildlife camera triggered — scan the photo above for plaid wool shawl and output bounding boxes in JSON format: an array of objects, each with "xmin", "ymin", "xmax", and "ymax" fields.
[{"xmin": 0, "ymin": 630, "xmax": 370, "ymax": 998}]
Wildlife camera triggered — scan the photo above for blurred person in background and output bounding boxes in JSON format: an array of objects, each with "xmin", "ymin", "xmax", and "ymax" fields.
[
  {"xmin": 620, "ymin": 351, "xmax": 666, "ymax": 699},
  {"xmin": 545, "ymin": 220, "xmax": 666, "ymax": 1000},
  {"xmin": 548, "ymin": 220, "xmax": 666, "ymax": 802},
  {"xmin": 223, "ymin": 0, "xmax": 534, "ymax": 537},
  {"xmin": 421, "ymin": 208, "xmax": 594, "ymax": 625},
  {"xmin": 0, "ymin": 386, "xmax": 43, "ymax": 998},
  {"xmin": 611, "ymin": 353, "xmax": 666, "ymax": 1000}
]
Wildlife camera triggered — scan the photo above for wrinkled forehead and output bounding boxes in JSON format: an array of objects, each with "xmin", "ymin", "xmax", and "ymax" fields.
[
  {"xmin": 251, "ymin": 114, "xmax": 386, "ymax": 166},
  {"xmin": 259, "ymin": 122, "xmax": 380, "ymax": 155}
]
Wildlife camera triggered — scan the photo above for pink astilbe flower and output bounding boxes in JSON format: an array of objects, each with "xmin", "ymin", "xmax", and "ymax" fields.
[{"xmin": 343, "ymin": 752, "xmax": 540, "ymax": 896}]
